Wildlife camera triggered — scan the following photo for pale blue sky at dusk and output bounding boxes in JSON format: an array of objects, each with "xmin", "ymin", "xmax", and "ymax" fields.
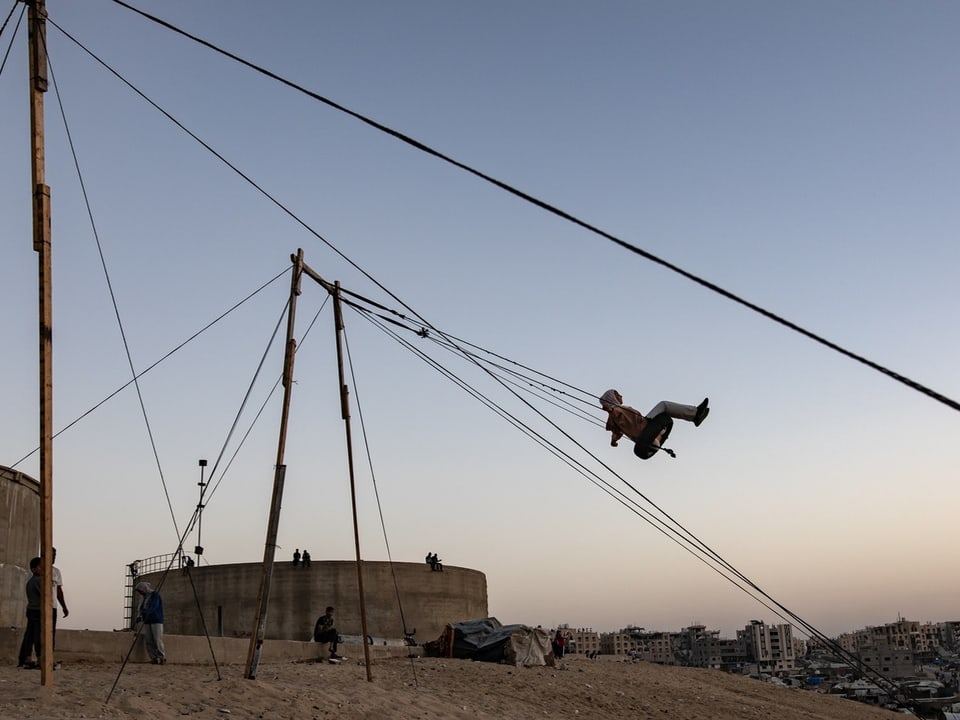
[{"xmin": 1, "ymin": 1, "xmax": 958, "ymax": 640}]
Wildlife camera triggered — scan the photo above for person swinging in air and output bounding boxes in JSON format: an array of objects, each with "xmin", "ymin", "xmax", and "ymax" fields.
[{"xmin": 599, "ymin": 389, "xmax": 709, "ymax": 460}]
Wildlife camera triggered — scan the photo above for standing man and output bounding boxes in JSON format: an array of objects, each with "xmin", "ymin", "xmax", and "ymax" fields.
[
  {"xmin": 552, "ymin": 629, "xmax": 567, "ymax": 660},
  {"xmin": 17, "ymin": 557, "xmax": 43, "ymax": 668},
  {"xmin": 313, "ymin": 606, "xmax": 341, "ymax": 662},
  {"xmin": 51, "ymin": 547, "xmax": 69, "ymax": 647},
  {"xmin": 293, "ymin": 548, "xmax": 301, "ymax": 567},
  {"xmin": 134, "ymin": 581, "xmax": 166, "ymax": 664}
]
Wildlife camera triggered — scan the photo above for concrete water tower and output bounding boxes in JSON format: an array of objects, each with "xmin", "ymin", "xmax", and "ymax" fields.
[{"xmin": 0, "ymin": 466, "xmax": 40, "ymax": 628}]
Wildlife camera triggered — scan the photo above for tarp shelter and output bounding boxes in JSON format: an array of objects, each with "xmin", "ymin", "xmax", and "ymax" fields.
[{"xmin": 428, "ymin": 617, "xmax": 554, "ymax": 667}]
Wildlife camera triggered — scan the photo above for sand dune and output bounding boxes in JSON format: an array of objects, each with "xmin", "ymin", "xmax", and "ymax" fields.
[{"xmin": 1, "ymin": 656, "xmax": 897, "ymax": 719}]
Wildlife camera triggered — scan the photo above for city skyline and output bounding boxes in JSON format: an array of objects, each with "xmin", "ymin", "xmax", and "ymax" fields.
[{"xmin": 551, "ymin": 615, "xmax": 960, "ymax": 640}]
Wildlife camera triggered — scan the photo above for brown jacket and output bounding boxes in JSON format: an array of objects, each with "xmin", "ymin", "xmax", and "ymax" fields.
[{"xmin": 605, "ymin": 405, "xmax": 648, "ymax": 445}]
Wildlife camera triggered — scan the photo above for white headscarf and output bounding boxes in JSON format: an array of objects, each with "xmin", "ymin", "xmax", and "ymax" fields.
[
  {"xmin": 135, "ymin": 581, "xmax": 152, "ymax": 594},
  {"xmin": 599, "ymin": 389, "xmax": 622, "ymax": 408}
]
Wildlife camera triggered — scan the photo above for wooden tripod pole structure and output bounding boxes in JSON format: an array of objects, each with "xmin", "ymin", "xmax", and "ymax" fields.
[
  {"xmin": 298, "ymin": 259, "xmax": 374, "ymax": 679},
  {"xmin": 244, "ymin": 250, "xmax": 303, "ymax": 679},
  {"xmin": 28, "ymin": 0, "xmax": 55, "ymax": 687},
  {"xmin": 244, "ymin": 252, "xmax": 374, "ymax": 680},
  {"xmin": 332, "ymin": 281, "xmax": 374, "ymax": 681}
]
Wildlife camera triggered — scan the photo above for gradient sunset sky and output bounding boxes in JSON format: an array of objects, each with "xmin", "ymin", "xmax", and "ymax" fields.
[{"xmin": 1, "ymin": 0, "xmax": 958, "ymax": 639}]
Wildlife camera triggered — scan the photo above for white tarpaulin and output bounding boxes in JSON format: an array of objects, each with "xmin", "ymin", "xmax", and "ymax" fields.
[{"xmin": 431, "ymin": 617, "xmax": 555, "ymax": 667}]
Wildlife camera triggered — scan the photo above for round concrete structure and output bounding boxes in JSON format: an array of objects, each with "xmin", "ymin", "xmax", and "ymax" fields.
[
  {"xmin": 0, "ymin": 466, "xmax": 40, "ymax": 628},
  {"xmin": 141, "ymin": 560, "xmax": 487, "ymax": 643}
]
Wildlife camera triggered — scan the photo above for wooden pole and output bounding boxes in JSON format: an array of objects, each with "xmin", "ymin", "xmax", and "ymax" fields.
[
  {"xmin": 332, "ymin": 283, "xmax": 373, "ymax": 681},
  {"xmin": 244, "ymin": 249, "xmax": 303, "ymax": 679},
  {"xmin": 28, "ymin": 0, "xmax": 54, "ymax": 687}
]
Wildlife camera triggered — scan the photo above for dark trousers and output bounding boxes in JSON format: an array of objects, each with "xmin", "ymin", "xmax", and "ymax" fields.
[
  {"xmin": 18, "ymin": 609, "xmax": 42, "ymax": 665},
  {"xmin": 316, "ymin": 629, "xmax": 338, "ymax": 654}
]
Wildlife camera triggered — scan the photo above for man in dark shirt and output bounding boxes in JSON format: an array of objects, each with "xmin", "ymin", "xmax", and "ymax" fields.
[
  {"xmin": 313, "ymin": 606, "xmax": 341, "ymax": 661},
  {"xmin": 17, "ymin": 557, "xmax": 43, "ymax": 668}
]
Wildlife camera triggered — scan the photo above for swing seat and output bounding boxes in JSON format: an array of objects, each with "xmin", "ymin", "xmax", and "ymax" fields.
[{"xmin": 633, "ymin": 414, "xmax": 673, "ymax": 460}]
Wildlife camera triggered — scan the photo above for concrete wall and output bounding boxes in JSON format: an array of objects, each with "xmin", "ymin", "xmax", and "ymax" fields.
[
  {"xmin": 140, "ymin": 560, "xmax": 487, "ymax": 643},
  {"xmin": 0, "ymin": 466, "xmax": 40, "ymax": 628}
]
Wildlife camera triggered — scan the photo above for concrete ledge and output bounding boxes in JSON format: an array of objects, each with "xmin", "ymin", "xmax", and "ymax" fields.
[{"xmin": 1, "ymin": 627, "xmax": 422, "ymax": 666}]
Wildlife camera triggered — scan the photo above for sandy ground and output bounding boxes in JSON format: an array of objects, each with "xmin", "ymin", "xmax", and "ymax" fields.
[{"xmin": 0, "ymin": 656, "xmax": 899, "ymax": 720}]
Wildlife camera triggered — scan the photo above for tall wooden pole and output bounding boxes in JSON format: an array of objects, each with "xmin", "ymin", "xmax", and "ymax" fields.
[
  {"xmin": 244, "ymin": 249, "xmax": 303, "ymax": 679},
  {"xmin": 332, "ymin": 283, "xmax": 373, "ymax": 681},
  {"xmin": 28, "ymin": 0, "xmax": 54, "ymax": 688}
]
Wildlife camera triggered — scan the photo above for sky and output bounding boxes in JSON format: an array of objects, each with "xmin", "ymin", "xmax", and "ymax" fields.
[{"xmin": 1, "ymin": 1, "xmax": 958, "ymax": 641}]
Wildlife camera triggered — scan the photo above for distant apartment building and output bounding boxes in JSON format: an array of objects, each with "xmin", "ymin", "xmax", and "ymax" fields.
[
  {"xmin": 561, "ymin": 627, "xmax": 601, "ymax": 656},
  {"xmin": 717, "ymin": 637, "xmax": 747, "ymax": 670},
  {"xmin": 939, "ymin": 621, "xmax": 960, "ymax": 652},
  {"xmin": 834, "ymin": 617, "xmax": 954, "ymax": 676},
  {"xmin": 600, "ymin": 626, "xmax": 645, "ymax": 655},
  {"xmin": 915, "ymin": 621, "xmax": 943, "ymax": 660},
  {"xmin": 688, "ymin": 634, "xmax": 750, "ymax": 671},
  {"xmin": 837, "ymin": 629, "xmax": 864, "ymax": 655},
  {"xmin": 838, "ymin": 618, "xmax": 944, "ymax": 656},
  {"xmin": 598, "ymin": 621, "xmax": 797, "ymax": 672},
  {"xmin": 737, "ymin": 620, "xmax": 796, "ymax": 672},
  {"xmin": 672, "ymin": 624, "xmax": 705, "ymax": 665},
  {"xmin": 689, "ymin": 627, "xmax": 723, "ymax": 669},
  {"xmin": 632, "ymin": 630, "xmax": 676, "ymax": 664},
  {"xmin": 596, "ymin": 623, "xmax": 750, "ymax": 670},
  {"xmin": 674, "ymin": 625, "xmax": 741, "ymax": 669},
  {"xmin": 855, "ymin": 645, "xmax": 915, "ymax": 678}
]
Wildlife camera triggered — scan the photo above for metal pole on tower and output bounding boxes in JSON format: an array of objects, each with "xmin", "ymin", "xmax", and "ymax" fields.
[{"xmin": 196, "ymin": 459, "xmax": 207, "ymax": 566}]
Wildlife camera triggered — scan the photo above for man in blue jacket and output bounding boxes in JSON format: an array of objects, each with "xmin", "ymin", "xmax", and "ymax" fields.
[{"xmin": 134, "ymin": 581, "xmax": 166, "ymax": 664}]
